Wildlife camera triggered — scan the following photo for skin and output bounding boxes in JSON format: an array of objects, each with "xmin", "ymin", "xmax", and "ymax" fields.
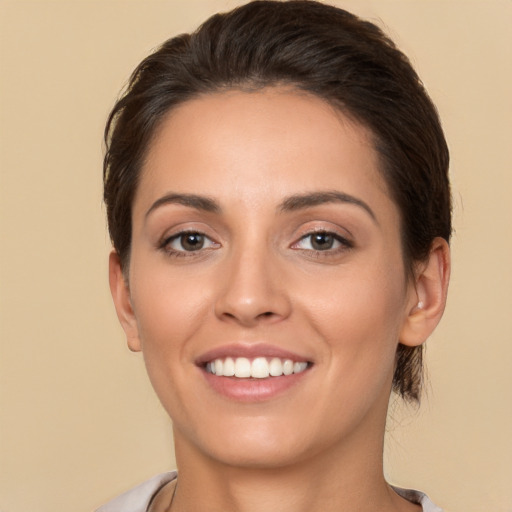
[{"xmin": 110, "ymin": 87, "xmax": 450, "ymax": 512}]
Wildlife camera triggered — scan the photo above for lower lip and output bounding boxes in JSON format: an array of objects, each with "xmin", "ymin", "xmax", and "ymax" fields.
[{"xmin": 201, "ymin": 368, "xmax": 311, "ymax": 402}]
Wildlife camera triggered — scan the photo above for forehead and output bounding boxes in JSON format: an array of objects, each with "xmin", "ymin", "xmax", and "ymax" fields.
[{"xmin": 135, "ymin": 87, "xmax": 392, "ymax": 217}]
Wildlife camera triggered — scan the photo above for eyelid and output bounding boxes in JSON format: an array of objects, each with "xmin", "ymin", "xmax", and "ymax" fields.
[
  {"xmin": 155, "ymin": 220, "xmax": 218, "ymax": 246},
  {"xmin": 292, "ymin": 231, "xmax": 352, "ymax": 247},
  {"xmin": 289, "ymin": 224, "xmax": 355, "ymax": 256},
  {"xmin": 292, "ymin": 221, "xmax": 353, "ymax": 241},
  {"xmin": 158, "ymin": 228, "xmax": 221, "ymax": 256}
]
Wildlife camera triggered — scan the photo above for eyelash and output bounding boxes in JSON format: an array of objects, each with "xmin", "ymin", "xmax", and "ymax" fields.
[
  {"xmin": 159, "ymin": 230, "xmax": 219, "ymax": 257},
  {"xmin": 291, "ymin": 230, "xmax": 354, "ymax": 256},
  {"xmin": 158, "ymin": 229, "xmax": 353, "ymax": 259}
]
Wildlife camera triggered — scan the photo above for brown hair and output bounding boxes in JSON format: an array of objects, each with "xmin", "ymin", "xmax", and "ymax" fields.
[{"xmin": 104, "ymin": 0, "xmax": 451, "ymax": 402}]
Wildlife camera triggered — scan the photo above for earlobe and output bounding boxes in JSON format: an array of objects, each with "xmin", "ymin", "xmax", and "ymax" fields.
[
  {"xmin": 400, "ymin": 238, "xmax": 451, "ymax": 347},
  {"xmin": 108, "ymin": 250, "xmax": 142, "ymax": 352}
]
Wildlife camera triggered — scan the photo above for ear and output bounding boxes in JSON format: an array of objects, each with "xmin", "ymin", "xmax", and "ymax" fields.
[
  {"xmin": 399, "ymin": 237, "xmax": 451, "ymax": 347},
  {"xmin": 108, "ymin": 250, "xmax": 142, "ymax": 352}
]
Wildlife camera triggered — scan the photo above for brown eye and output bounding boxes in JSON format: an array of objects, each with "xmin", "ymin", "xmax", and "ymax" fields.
[
  {"xmin": 292, "ymin": 231, "xmax": 352, "ymax": 253},
  {"xmin": 162, "ymin": 231, "xmax": 218, "ymax": 255},
  {"xmin": 179, "ymin": 233, "xmax": 205, "ymax": 251},
  {"xmin": 310, "ymin": 233, "xmax": 335, "ymax": 250}
]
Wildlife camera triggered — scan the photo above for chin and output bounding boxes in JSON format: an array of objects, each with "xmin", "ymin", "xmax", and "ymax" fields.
[
  {"xmin": 203, "ymin": 439, "xmax": 312, "ymax": 470},
  {"xmin": 174, "ymin": 411, "xmax": 347, "ymax": 471}
]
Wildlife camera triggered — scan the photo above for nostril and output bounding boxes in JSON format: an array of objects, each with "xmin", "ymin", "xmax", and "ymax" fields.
[
  {"xmin": 215, "ymin": 286, "xmax": 292, "ymax": 325},
  {"xmin": 255, "ymin": 311, "xmax": 282, "ymax": 322}
]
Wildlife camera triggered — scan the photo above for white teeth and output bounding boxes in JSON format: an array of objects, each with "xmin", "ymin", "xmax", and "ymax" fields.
[
  {"xmin": 269, "ymin": 357, "xmax": 283, "ymax": 377},
  {"xmin": 283, "ymin": 359, "xmax": 294, "ymax": 375},
  {"xmin": 251, "ymin": 357, "xmax": 270, "ymax": 379},
  {"xmin": 293, "ymin": 361, "xmax": 308, "ymax": 373},
  {"xmin": 206, "ymin": 356, "xmax": 309, "ymax": 378},
  {"xmin": 223, "ymin": 357, "xmax": 235, "ymax": 376},
  {"xmin": 234, "ymin": 357, "xmax": 251, "ymax": 378}
]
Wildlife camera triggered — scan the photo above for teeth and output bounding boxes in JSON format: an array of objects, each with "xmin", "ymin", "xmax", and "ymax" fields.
[
  {"xmin": 205, "ymin": 356, "xmax": 309, "ymax": 378},
  {"xmin": 234, "ymin": 357, "xmax": 251, "ymax": 378},
  {"xmin": 283, "ymin": 359, "xmax": 294, "ymax": 376},
  {"xmin": 223, "ymin": 357, "xmax": 235, "ymax": 376},
  {"xmin": 293, "ymin": 361, "xmax": 308, "ymax": 373},
  {"xmin": 251, "ymin": 357, "xmax": 270, "ymax": 379},
  {"xmin": 269, "ymin": 357, "xmax": 283, "ymax": 377}
]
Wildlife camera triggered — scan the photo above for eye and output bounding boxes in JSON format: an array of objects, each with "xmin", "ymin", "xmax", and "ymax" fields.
[
  {"xmin": 293, "ymin": 231, "xmax": 352, "ymax": 252},
  {"xmin": 162, "ymin": 231, "xmax": 218, "ymax": 254}
]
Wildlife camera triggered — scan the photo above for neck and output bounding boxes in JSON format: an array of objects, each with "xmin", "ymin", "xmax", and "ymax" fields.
[
  {"xmin": 174, "ymin": 448, "xmax": 386, "ymax": 512},
  {"xmin": 169, "ymin": 415, "xmax": 415, "ymax": 512}
]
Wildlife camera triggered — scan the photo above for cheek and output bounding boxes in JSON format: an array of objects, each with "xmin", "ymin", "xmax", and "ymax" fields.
[
  {"xmin": 129, "ymin": 261, "xmax": 212, "ymax": 360},
  {"xmin": 296, "ymin": 256, "xmax": 407, "ymax": 373},
  {"xmin": 128, "ymin": 266, "xmax": 212, "ymax": 420},
  {"xmin": 296, "ymin": 271, "xmax": 406, "ymax": 434}
]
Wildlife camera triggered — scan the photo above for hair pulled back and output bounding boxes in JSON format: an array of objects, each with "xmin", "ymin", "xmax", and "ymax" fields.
[{"xmin": 104, "ymin": 0, "xmax": 451, "ymax": 402}]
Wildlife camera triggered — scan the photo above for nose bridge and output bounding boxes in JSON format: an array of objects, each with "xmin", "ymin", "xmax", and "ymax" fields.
[{"xmin": 214, "ymin": 232, "xmax": 290, "ymax": 325}]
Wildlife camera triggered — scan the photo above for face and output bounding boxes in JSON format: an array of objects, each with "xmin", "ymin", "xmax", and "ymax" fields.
[{"xmin": 112, "ymin": 88, "xmax": 422, "ymax": 470}]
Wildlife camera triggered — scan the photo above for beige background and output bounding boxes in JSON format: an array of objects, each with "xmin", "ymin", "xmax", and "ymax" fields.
[{"xmin": 0, "ymin": 1, "xmax": 510, "ymax": 511}]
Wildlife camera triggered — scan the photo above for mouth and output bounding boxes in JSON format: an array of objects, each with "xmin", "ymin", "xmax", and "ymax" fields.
[
  {"xmin": 204, "ymin": 357, "xmax": 310, "ymax": 379},
  {"xmin": 196, "ymin": 345, "xmax": 313, "ymax": 401}
]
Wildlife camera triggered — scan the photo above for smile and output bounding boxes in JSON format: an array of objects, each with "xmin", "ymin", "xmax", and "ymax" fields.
[
  {"xmin": 197, "ymin": 345, "xmax": 313, "ymax": 401},
  {"xmin": 205, "ymin": 357, "xmax": 309, "ymax": 379}
]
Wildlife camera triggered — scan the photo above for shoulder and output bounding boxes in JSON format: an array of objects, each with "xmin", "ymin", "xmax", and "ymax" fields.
[
  {"xmin": 392, "ymin": 486, "xmax": 444, "ymax": 512},
  {"xmin": 95, "ymin": 472, "xmax": 177, "ymax": 512}
]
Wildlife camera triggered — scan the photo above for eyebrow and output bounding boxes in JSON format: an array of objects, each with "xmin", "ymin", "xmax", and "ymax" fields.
[
  {"xmin": 145, "ymin": 190, "xmax": 376, "ymax": 223},
  {"xmin": 279, "ymin": 191, "xmax": 377, "ymax": 222},
  {"xmin": 145, "ymin": 193, "xmax": 221, "ymax": 219}
]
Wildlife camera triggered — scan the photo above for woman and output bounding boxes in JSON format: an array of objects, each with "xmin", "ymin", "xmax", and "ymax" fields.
[{"xmin": 99, "ymin": 1, "xmax": 450, "ymax": 511}]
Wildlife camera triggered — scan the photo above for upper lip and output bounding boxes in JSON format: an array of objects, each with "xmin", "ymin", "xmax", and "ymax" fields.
[{"xmin": 195, "ymin": 343, "xmax": 312, "ymax": 366}]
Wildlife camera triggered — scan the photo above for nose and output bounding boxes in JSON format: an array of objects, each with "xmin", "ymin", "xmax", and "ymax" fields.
[{"xmin": 214, "ymin": 244, "xmax": 292, "ymax": 327}]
